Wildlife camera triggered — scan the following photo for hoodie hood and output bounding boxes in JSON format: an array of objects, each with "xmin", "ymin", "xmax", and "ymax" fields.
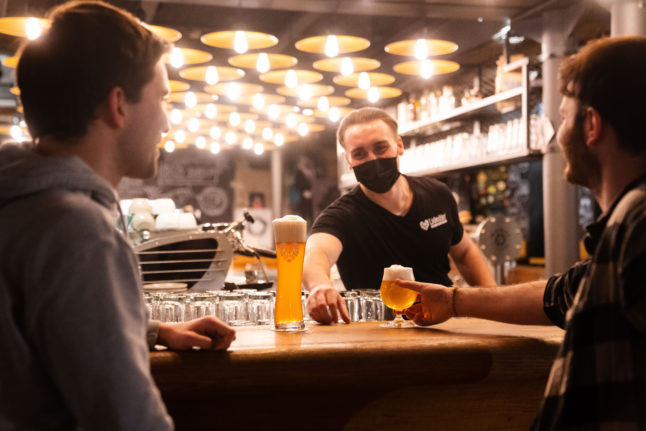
[{"xmin": 0, "ymin": 143, "xmax": 117, "ymax": 210}]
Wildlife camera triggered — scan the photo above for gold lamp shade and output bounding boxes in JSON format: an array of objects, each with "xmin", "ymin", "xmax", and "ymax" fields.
[
  {"xmin": 228, "ymin": 53, "xmax": 297, "ymax": 70},
  {"xmin": 201, "ymin": 30, "xmax": 278, "ymax": 50},
  {"xmin": 276, "ymin": 84, "xmax": 334, "ymax": 98},
  {"xmin": 0, "ymin": 17, "xmax": 50, "ymax": 38},
  {"xmin": 393, "ymin": 59, "xmax": 460, "ymax": 76},
  {"xmin": 313, "ymin": 106, "xmax": 353, "ymax": 119},
  {"xmin": 250, "ymin": 103, "xmax": 298, "ymax": 116},
  {"xmin": 179, "ymin": 66, "xmax": 245, "ymax": 82},
  {"xmin": 295, "ymin": 35, "xmax": 370, "ymax": 54},
  {"xmin": 204, "ymin": 82, "xmax": 264, "ymax": 97},
  {"xmin": 259, "ymin": 69, "xmax": 323, "ymax": 85},
  {"xmin": 385, "ymin": 39, "xmax": 458, "ymax": 57},
  {"xmin": 168, "ymin": 80, "xmax": 190, "ymax": 92},
  {"xmin": 10, "ymin": 86, "xmax": 20, "ymax": 95},
  {"xmin": 168, "ymin": 91, "xmax": 215, "ymax": 104},
  {"xmin": 164, "ymin": 47, "xmax": 213, "ymax": 65},
  {"xmin": 313, "ymin": 57, "xmax": 380, "ymax": 73},
  {"xmin": 236, "ymin": 93, "xmax": 286, "ymax": 106},
  {"xmin": 2, "ymin": 56, "xmax": 19, "ymax": 68},
  {"xmin": 305, "ymin": 123, "xmax": 325, "ymax": 132},
  {"xmin": 333, "ymin": 72, "xmax": 395, "ymax": 87},
  {"xmin": 297, "ymin": 96, "xmax": 351, "ymax": 108},
  {"xmin": 345, "ymin": 86, "xmax": 402, "ymax": 99},
  {"xmin": 143, "ymin": 24, "xmax": 182, "ymax": 42}
]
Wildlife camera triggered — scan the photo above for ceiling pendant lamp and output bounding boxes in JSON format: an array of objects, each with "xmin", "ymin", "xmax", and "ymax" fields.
[
  {"xmin": 201, "ymin": 30, "xmax": 278, "ymax": 52},
  {"xmin": 233, "ymin": 30, "xmax": 248, "ymax": 54},
  {"xmin": 385, "ymin": 38, "xmax": 458, "ymax": 57},
  {"xmin": 324, "ymin": 35, "xmax": 339, "ymax": 57},
  {"xmin": 295, "ymin": 35, "xmax": 370, "ymax": 56},
  {"xmin": 228, "ymin": 53, "xmax": 297, "ymax": 71},
  {"xmin": 205, "ymin": 66, "xmax": 219, "ymax": 85},
  {"xmin": 0, "ymin": 17, "xmax": 49, "ymax": 38}
]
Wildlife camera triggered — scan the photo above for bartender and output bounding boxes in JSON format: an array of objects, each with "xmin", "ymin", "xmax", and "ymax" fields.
[{"xmin": 303, "ymin": 107, "xmax": 496, "ymax": 324}]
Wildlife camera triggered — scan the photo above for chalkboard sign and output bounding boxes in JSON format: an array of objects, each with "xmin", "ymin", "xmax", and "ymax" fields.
[{"xmin": 118, "ymin": 147, "xmax": 235, "ymax": 223}]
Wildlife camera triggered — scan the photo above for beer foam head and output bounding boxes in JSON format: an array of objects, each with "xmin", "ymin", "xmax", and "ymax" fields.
[
  {"xmin": 382, "ymin": 264, "xmax": 414, "ymax": 281},
  {"xmin": 272, "ymin": 215, "xmax": 307, "ymax": 243}
]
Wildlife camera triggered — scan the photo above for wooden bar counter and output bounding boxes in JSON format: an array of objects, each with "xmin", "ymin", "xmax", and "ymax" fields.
[{"xmin": 151, "ymin": 319, "xmax": 564, "ymax": 431}]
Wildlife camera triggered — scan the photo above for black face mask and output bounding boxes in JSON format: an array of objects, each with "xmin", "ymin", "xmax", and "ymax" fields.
[{"xmin": 353, "ymin": 156, "xmax": 401, "ymax": 193}]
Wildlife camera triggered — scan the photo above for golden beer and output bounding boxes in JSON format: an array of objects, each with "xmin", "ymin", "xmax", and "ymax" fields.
[
  {"xmin": 380, "ymin": 264, "xmax": 416, "ymax": 327},
  {"xmin": 380, "ymin": 280, "xmax": 417, "ymax": 311},
  {"xmin": 272, "ymin": 215, "xmax": 307, "ymax": 331}
]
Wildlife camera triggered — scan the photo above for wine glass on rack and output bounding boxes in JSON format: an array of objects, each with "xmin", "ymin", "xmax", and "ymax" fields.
[{"xmin": 380, "ymin": 265, "xmax": 417, "ymax": 328}]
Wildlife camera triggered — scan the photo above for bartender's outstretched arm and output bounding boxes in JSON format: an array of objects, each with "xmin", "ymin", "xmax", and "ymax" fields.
[
  {"xmin": 399, "ymin": 280, "xmax": 553, "ymax": 326},
  {"xmin": 303, "ymin": 232, "xmax": 351, "ymax": 324}
]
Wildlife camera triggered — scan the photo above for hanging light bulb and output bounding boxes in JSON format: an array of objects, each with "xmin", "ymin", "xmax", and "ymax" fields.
[
  {"xmin": 188, "ymin": 117, "xmax": 200, "ymax": 133},
  {"xmin": 252, "ymin": 93, "xmax": 265, "ymax": 110},
  {"xmin": 414, "ymin": 38, "xmax": 428, "ymax": 60},
  {"xmin": 324, "ymin": 35, "xmax": 339, "ymax": 57},
  {"xmin": 229, "ymin": 112, "xmax": 241, "ymax": 127},
  {"xmin": 285, "ymin": 70, "xmax": 298, "ymax": 89},
  {"xmin": 420, "ymin": 59, "xmax": 434, "ymax": 79},
  {"xmin": 174, "ymin": 129, "xmax": 186, "ymax": 144},
  {"xmin": 205, "ymin": 66, "xmax": 219, "ymax": 85},
  {"xmin": 286, "ymin": 113, "xmax": 298, "ymax": 129},
  {"xmin": 210, "ymin": 126, "xmax": 221, "ymax": 139},
  {"xmin": 262, "ymin": 127, "xmax": 273, "ymax": 140},
  {"xmin": 169, "ymin": 47, "xmax": 184, "ymax": 68},
  {"xmin": 367, "ymin": 86, "xmax": 380, "ymax": 103},
  {"xmin": 244, "ymin": 119, "xmax": 256, "ymax": 134},
  {"xmin": 233, "ymin": 30, "xmax": 248, "ymax": 54},
  {"xmin": 164, "ymin": 140, "xmax": 175, "ymax": 153},
  {"xmin": 340, "ymin": 57, "xmax": 354, "ymax": 76},
  {"xmin": 205, "ymin": 103, "xmax": 217, "ymax": 120},
  {"xmin": 298, "ymin": 84, "xmax": 312, "ymax": 101},
  {"xmin": 253, "ymin": 142, "xmax": 264, "ymax": 155},
  {"xmin": 256, "ymin": 53, "xmax": 270, "ymax": 73},
  {"xmin": 10, "ymin": 125, "xmax": 22, "ymax": 140},
  {"xmin": 210, "ymin": 142, "xmax": 221, "ymax": 154},
  {"xmin": 274, "ymin": 133, "xmax": 285, "ymax": 147},
  {"xmin": 358, "ymin": 72, "xmax": 371, "ymax": 90},
  {"xmin": 225, "ymin": 131, "xmax": 237, "ymax": 145},
  {"xmin": 184, "ymin": 91, "xmax": 197, "ymax": 108},
  {"xmin": 242, "ymin": 137, "xmax": 254, "ymax": 150},
  {"xmin": 317, "ymin": 96, "xmax": 330, "ymax": 112},
  {"xmin": 329, "ymin": 106, "xmax": 341, "ymax": 122},
  {"xmin": 170, "ymin": 109, "xmax": 182, "ymax": 125},
  {"xmin": 195, "ymin": 136, "xmax": 207, "ymax": 149},
  {"xmin": 267, "ymin": 104, "xmax": 280, "ymax": 120},
  {"xmin": 25, "ymin": 17, "xmax": 42, "ymax": 40},
  {"xmin": 297, "ymin": 122, "xmax": 309, "ymax": 137},
  {"xmin": 226, "ymin": 83, "xmax": 241, "ymax": 101}
]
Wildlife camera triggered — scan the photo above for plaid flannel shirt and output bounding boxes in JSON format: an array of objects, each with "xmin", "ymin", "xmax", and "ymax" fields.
[{"xmin": 533, "ymin": 175, "xmax": 646, "ymax": 430}]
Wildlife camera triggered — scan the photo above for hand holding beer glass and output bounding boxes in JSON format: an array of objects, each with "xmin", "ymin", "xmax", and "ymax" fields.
[
  {"xmin": 380, "ymin": 265, "xmax": 417, "ymax": 328},
  {"xmin": 272, "ymin": 215, "xmax": 307, "ymax": 332}
]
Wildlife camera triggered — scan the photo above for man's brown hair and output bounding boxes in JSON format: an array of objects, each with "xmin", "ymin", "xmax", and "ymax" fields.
[
  {"xmin": 559, "ymin": 36, "xmax": 646, "ymax": 157},
  {"xmin": 336, "ymin": 107, "xmax": 399, "ymax": 147},
  {"xmin": 16, "ymin": 1, "xmax": 169, "ymax": 140}
]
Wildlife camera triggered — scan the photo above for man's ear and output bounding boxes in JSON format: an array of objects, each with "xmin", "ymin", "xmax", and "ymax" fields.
[
  {"xmin": 344, "ymin": 151, "xmax": 353, "ymax": 170},
  {"xmin": 584, "ymin": 106, "xmax": 603, "ymax": 147},
  {"xmin": 102, "ymin": 86, "xmax": 127, "ymax": 129},
  {"xmin": 396, "ymin": 135, "xmax": 404, "ymax": 156}
]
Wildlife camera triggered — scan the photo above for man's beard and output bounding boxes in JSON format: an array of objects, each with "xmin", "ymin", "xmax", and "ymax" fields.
[{"xmin": 561, "ymin": 114, "xmax": 601, "ymax": 190}]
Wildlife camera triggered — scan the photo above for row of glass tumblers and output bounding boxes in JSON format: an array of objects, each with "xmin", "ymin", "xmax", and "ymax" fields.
[{"xmin": 144, "ymin": 289, "xmax": 387, "ymax": 326}]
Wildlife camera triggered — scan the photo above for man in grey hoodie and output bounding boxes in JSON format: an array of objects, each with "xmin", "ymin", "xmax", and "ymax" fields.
[{"xmin": 0, "ymin": 1, "xmax": 235, "ymax": 429}]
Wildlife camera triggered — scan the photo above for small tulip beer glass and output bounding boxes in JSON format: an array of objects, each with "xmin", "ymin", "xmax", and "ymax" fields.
[
  {"xmin": 272, "ymin": 215, "xmax": 307, "ymax": 331},
  {"xmin": 380, "ymin": 265, "xmax": 417, "ymax": 328}
]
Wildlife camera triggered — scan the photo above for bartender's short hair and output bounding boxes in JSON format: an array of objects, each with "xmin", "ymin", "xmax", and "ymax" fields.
[
  {"xmin": 560, "ymin": 36, "xmax": 646, "ymax": 157},
  {"xmin": 337, "ymin": 107, "xmax": 399, "ymax": 148},
  {"xmin": 17, "ymin": 0, "xmax": 169, "ymax": 140}
]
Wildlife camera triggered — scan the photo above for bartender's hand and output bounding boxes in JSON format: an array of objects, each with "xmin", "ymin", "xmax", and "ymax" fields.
[
  {"xmin": 157, "ymin": 317, "xmax": 236, "ymax": 351},
  {"xmin": 398, "ymin": 280, "xmax": 454, "ymax": 326},
  {"xmin": 307, "ymin": 284, "xmax": 351, "ymax": 324}
]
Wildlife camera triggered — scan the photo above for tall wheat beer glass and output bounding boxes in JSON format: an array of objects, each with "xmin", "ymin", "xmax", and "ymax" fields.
[
  {"xmin": 380, "ymin": 265, "xmax": 416, "ymax": 328},
  {"xmin": 272, "ymin": 215, "xmax": 307, "ymax": 331}
]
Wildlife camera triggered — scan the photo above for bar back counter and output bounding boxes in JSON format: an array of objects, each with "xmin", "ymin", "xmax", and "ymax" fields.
[{"xmin": 151, "ymin": 318, "xmax": 564, "ymax": 430}]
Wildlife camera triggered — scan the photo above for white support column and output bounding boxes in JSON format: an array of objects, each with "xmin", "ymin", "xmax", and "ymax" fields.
[
  {"xmin": 610, "ymin": 0, "xmax": 646, "ymax": 36},
  {"xmin": 271, "ymin": 149, "xmax": 283, "ymax": 220},
  {"xmin": 542, "ymin": 8, "xmax": 582, "ymax": 275}
]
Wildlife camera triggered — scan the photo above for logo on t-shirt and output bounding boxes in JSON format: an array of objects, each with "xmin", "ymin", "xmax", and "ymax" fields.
[{"xmin": 419, "ymin": 213, "xmax": 447, "ymax": 231}]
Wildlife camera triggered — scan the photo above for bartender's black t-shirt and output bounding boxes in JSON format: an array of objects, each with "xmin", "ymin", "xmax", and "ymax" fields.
[{"xmin": 312, "ymin": 175, "xmax": 463, "ymax": 291}]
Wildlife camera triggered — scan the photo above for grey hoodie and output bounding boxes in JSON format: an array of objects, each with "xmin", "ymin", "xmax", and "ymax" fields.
[{"xmin": 0, "ymin": 144, "xmax": 173, "ymax": 430}]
